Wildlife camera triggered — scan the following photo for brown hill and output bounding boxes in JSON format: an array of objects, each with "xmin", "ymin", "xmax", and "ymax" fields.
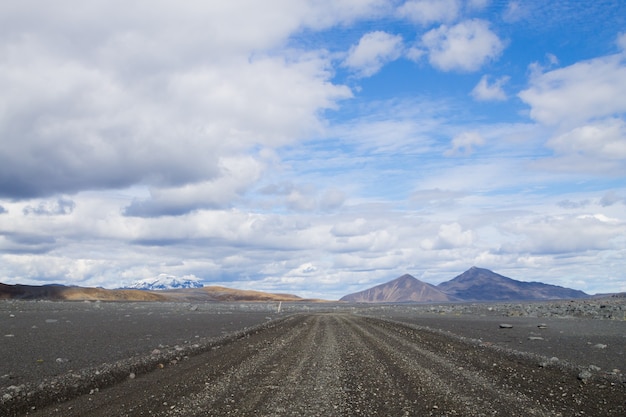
[
  {"xmin": 437, "ymin": 266, "xmax": 589, "ymax": 301},
  {"xmin": 0, "ymin": 283, "xmax": 312, "ymax": 302},
  {"xmin": 339, "ymin": 274, "xmax": 457, "ymax": 303}
]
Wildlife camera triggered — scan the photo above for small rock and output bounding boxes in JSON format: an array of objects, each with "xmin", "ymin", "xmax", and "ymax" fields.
[
  {"xmin": 129, "ymin": 373, "xmax": 136, "ymax": 379},
  {"xmin": 4, "ymin": 334, "xmax": 15, "ymax": 338},
  {"xmin": 578, "ymin": 370, "xmax": 592, "ymax": 381},
  {"xmin": 592, "ymin": 343, "xmax": 607, "ymax": 349},
  {"xmin": 528, "ymin": 336, "xmax": 544, "ymax": 341},
  {"xmin": 589, "ymin": 365, "xmax": 601, "ymax": 372},
  {"xmin": 45, "ymin": 319, "xmax": 58, "ymax": 323},
  {"xmin": 537, "ymin": 323, "xmax": 548, "ymax": 329},
  {"xmin": 499, "ymin": 323, "xmax": 513, "ymax": 329},
  {"xmin": 55, "ymin": 358, "xmax": 69, "ymax": 364}
]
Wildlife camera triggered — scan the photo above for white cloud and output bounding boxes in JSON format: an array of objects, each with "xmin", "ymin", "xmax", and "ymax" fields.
[
  {"xmin": 502, "ymin": 1, "xmax": 529, "ymax": 23},
  {"xmin": 519, "ymin": 54, "xmax": 626, "ymax": 127},
  {"xmin": 397, "ymin": 0, "xmax": 460, "ymax": 25},
  {"xmin": 444, "ymin": 131, "xmax": 485, "ymax": 156},
  {"xmin": 421, "ymin": 222, "xmax": 475, "ymax": 250},
  {"xmin": 0, "ymin": 2, "xmax": 354, "ymax": 202},
  {"xmin": 471, "ymin": 74, "xmax": 509, "ymax": 101},
  {"xmin": 422, "ymin": 19, "xmax": 504, "ymax": 72},
  {"xmin": 501, "ymin": 214, "xmax": 624, "ymax": 255},
  {"xmin": 519, "ymin": 48, "xmax": 626, "ymax": 175},
  {"xmin": 548, "ymin": 118, "xmax": 626, "ymax": 160},
  {"xmin": 343, "ymin": 31, "xmax": 404, "ymax": 77}
]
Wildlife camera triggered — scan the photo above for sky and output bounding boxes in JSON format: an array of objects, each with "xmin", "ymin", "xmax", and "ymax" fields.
[{"xmin": 1, "ymin": 0, "xmax": 625, "ymax": 299}]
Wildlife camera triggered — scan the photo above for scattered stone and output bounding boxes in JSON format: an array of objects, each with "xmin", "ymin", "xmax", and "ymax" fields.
[
  {"xmin": 537, "ymin": 323, "xmax": 548, "ymax": 329},
  {"xmin": 151, "ymin": 349, "xmax": 161, "ymax": 355},
  {"xmin": 55, "ymin": 358, "xmax": 69, "ymax": 364},
  {"xmin": 129, "ymin": 372, "xmax": 136, "ymax": 379},
  {"xmin": 528, "ymin": 336, "xmax": 544, "ymax": 341},
  {"xmin": 589, "ymin": 365, "xmax": 601, "ymax": 372},
  {"xmin": 45, "ymin": 319, "xmax": 58, "ymax": 323},
  {"xmin": 578, "ymin": 370, "xmax": 592, "ymax": 381},
  {"xmin": 4, "ymin": 334, "xmax": 15, "ymax": 337},
  {"xmin": 592, "ymin": 343, "xmax": 607, "ymax": 349},
  {"xmin": 499, "ymin": 323, "xmax": 513, "ymax": 329}
]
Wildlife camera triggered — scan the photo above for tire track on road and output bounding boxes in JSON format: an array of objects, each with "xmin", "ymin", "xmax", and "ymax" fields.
[{"xmin": 23, "ymin": 313, "xmax": 626, "ymax": 417}]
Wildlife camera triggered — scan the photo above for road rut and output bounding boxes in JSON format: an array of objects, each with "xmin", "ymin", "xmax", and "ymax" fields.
[{"xmin": 21, "ymin": 313, "xmax": 626, "ymax": 416}]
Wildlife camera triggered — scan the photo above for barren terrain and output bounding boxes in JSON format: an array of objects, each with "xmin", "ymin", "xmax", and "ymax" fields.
[{"xmin": 1, "ymin": 300, "xmax": 625, "ymax": 416}]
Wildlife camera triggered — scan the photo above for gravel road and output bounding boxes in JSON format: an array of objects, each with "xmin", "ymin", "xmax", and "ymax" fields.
[{"xmin": 12, "ymin": 312, "xmax": 625, "ymax": 417}]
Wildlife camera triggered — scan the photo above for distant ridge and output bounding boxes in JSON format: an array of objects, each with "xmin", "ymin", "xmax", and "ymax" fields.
[
  {"xmin": 0, "ymin": 283, "xmax": 315, "ymax": 302},
  {"xmin": 437, "ymin": 266, "xmax": 588, "ymax": 301},
  {"xmin": 339, "ymin": 274, "xmax": 457, "ymax": 303}
]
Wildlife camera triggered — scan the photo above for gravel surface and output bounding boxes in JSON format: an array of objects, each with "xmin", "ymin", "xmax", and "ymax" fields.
[{"xmin": 1, "ymin": 299, "xmax": 625, "ymax": 416}]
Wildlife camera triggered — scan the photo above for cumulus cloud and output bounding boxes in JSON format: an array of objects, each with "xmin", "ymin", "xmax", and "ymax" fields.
[
  {"xmin": 0, "ymin": 2, "xmax": 353, "ymax": 201},
  {"xmin": 519, "ymin": 53, "xmax": 626, "ymax": 127},
  {"xmin": 547, "ymin": 118, "xmax": 626, "ymax": 161},
  {"xmin": 343, "ymin": 31, "xmax": 404, "ymax": 77},
  {"xmin": 421, "ymin": 222, "xmax": 475, "ymax": 250},
  {"xmin": 520, "ymin": 46, "xmax": 626, "ymax": 174},
  {"xmin": 124, "ymin": 156, "xmax": 264, "ymax": 217},
  {"xmin": 23, "ymin": 198, "xmax": 76, "ymax": 216},
  {"xmin": 421, "ymin": 19, "xmax": 504, "ymax": 72},
  {"xmin": 501, "ymin": 214, "xmax": 623, "ymax": 255},
  {"xmin": 444, "ymin": 131, "xmax": 485, "ymax": 156},
  {"xmin": 397, "ymin": 0, "xmax": 460, "ymax": 25},
  {"xmin": 471, "ymin": 74, "xmax": 509, "ymax": 101}
]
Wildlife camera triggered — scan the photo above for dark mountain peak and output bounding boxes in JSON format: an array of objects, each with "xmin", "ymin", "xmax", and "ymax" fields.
[
  {"xmin": 340, "ymin": 273, "xmax": 456, "ymax": 303},
  {"xmin": 438, "ymin": 267, "xmax": 588, "ymax": 301},
  {"xmin": 449, "ymin": 267, "xmax": 512, "ymax": 283}
]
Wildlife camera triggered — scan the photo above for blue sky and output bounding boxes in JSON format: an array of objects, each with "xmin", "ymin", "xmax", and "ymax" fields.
[{"xmin": 1, "ymin": 1, "xmax": 625, "ymax": 298}]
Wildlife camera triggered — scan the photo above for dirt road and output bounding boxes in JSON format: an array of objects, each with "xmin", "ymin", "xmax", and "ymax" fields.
[{"xmin": 17, "ymin": 313, "xmax": 626, "ymax": 416}]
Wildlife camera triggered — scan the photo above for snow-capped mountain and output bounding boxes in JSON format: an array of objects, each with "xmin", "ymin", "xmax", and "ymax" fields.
[{"xmin": 124, "ymin": 274, "xmax": 204, "ymax": 290}]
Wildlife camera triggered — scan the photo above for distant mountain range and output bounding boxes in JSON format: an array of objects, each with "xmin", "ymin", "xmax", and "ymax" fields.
[
  {"xmin": 123, "ymin": 274, "xmax": 204, "ymax": 290},
  {"xmin": 340, "ymin": 267, "xmax": 589, "ymax": 303},
  {"xmin": 0, "ymin": 267, "xmax": 592, "ymax": 303},
  {"xmin": 0, "ymin": 283, "xmax": 312, "ymax": 303}
]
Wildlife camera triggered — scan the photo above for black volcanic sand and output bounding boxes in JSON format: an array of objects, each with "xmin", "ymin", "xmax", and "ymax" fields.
[
  {"xmin": 0, "ymin": 301, "xmax": 280, "ymax": 389},
  {"xmin": 1, "ymin": 298, "xmax": 625, "ymax": 415}
]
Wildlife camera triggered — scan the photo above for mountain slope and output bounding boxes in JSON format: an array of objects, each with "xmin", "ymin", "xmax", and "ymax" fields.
[
  {"xmin": 340, "ymin": 274, "xmax": 457, "ymax": 303},
  {"xmin": 437, "ymin": 266, "xmax": 588, "ymax": 301}
]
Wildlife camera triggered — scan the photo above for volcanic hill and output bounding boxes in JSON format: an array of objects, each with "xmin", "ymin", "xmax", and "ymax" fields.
[
  {"xmin": 437, "ymin": 266, "xmax": 588, "ymax": 301},
  {"xmin": 339, "ymin": 274, "xmax": 457, "ymax": 303}
]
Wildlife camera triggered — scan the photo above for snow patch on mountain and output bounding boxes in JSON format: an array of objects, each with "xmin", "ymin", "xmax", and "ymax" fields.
[{"xmin": 125, "ymin": 274, "xmax": 204, "ymax": 290}]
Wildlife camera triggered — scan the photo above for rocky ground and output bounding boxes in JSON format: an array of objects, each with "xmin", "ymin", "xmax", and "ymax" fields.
[{"xmin": 1, "ymin": 297, "xmax": 625, "ymax": 416}]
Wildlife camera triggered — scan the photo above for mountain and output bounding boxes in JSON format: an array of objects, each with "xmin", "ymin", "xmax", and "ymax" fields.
[
  {"xmin": 124, "ymin": 274, "xmax": 204, "ymax": 290},
  {"xmin": 340, "ymin": 274, "xmax": 457, "ymax": 303},
  {"xmin": 0, "ymin": 283, "xmax": 315, "ymax": 302},
  {"xmin": 437, "ymin": 266, "xmax": 588, "ymax": 301}
]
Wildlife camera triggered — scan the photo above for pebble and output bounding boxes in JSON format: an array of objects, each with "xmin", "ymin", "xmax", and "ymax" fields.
[
  {"xmin": 537, "ymin": 323, "xmax": 548, "ymax": 329},
  {"xmin": 528, "ymin": 336, "xmax": 544, "ymax": 341},
  {"xmin": 592, "ymin": 343, "xmax": 607, "ymax": 349},
  {"xmin": 499, "ymin": 323, "xmax": 513, "ymax": 329}
]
